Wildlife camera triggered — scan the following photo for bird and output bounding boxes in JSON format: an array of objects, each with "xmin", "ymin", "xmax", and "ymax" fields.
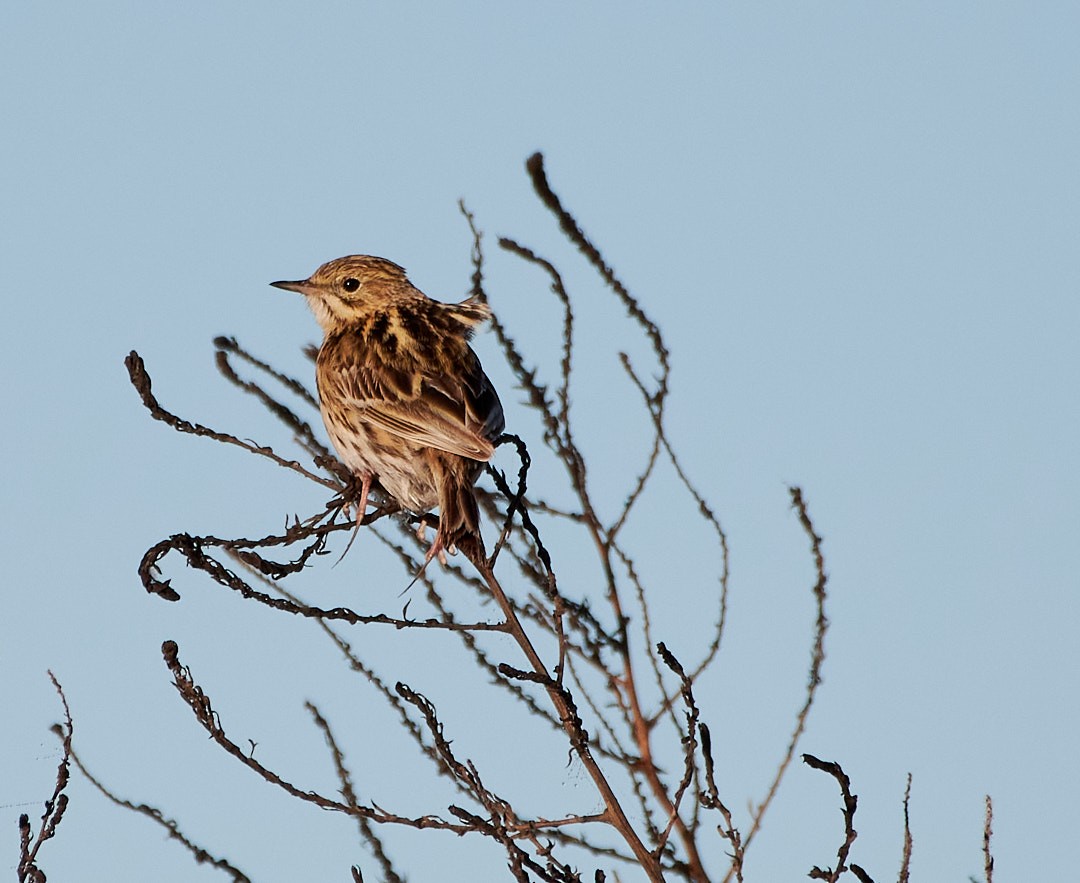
[{"xmin": 271, "ymin": 255, "xmax": 504, "ymax": 566}]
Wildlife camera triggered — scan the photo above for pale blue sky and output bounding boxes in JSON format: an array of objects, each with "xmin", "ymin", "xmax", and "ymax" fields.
[{"xmin": 2, "ymin": 3, "xmax": 1078, "ymax": 881}]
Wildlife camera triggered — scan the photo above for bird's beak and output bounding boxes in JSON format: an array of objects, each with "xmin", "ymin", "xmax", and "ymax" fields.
[{"xmin": 270, "ymin": 279, "xmax": 309, "ymax": 294}]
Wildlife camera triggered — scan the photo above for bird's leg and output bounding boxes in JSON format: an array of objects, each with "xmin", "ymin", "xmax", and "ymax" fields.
[
  {"xmin": 401, "ymin": 530, "xmax": 449, "ymax": 594},
  {"xmin": 355, "ymin": 472, "xmax": 373, "ymax": 528},
  {"xmin": 424, "ymin": 533, "xmax": 450, "ymax": 568},
  {"xmin": 339, "ymin": 472, "xmax": 374, "ymax": 525},
  {"xmin": 333, "ymin": 472, "xmax": 374, "ymax": 568},
  {"xmin": 414, "ymin": 514, "xmax": 449, "ymax": 566},
  {"xmin": 414, "ymin": 517, "xmax": 430, "ymax": 543},
  {"xmin": 413, "ymin": 514, "xmax": 442, "ymax": 546}
]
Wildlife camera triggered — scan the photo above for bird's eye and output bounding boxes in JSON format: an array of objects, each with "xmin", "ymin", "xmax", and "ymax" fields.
[{"xmin": 342, "ymin": 277, "xmax": 360, "ymax": 292}]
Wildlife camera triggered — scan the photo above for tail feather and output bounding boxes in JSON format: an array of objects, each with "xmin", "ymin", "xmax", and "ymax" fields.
[
  {"xmin": 425, "ymin": 452, "xmax": 484, "ymax": 560},
  {"xmin": 437, "ymin": 471, "xmax": 483, "ymax": 559}
]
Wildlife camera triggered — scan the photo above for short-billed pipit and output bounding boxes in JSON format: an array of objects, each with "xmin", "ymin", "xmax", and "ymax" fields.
[{"xmin": 272, "ymin": 256, "xmax": 504, "ymax": 564}]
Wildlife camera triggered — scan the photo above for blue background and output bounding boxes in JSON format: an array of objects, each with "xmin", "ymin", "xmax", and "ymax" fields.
[{"xmin": 3, "ymin": 3, "xmax": 1077, "ymax": 880}]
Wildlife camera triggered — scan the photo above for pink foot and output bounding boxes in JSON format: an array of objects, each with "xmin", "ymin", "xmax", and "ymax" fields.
[{"xmin": 352, "ymin": 473, "xmax": 373, "ymax": 527}]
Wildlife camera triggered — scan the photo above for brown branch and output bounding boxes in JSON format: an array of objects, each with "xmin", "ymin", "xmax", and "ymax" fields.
[
  {"xmin": 143, "ymin": 526, "xmax": 508, "ymax": 638},
  {"xmin": 496, "ymin": 239, "xmax": 575, "ymax": 438},
  {"xmin": 244, "ymin": 562, "xmax": 463, "ymax": 788},
  {"xmin": 653, "ymin": 644, "xmax": 700, "ymax": 857},
  {"xmin": 159, "ymin": 640, "xmax": 474, "ymax": 835},
  {"xmin": 462, "ymin": 208, "xmax": 564, "ymax": 461},
  {"xmin": 727, "ymin": 486, "xmax": 829, "ymax": 873},
  {"xmin": 396, "ymin": 684, "xmax": 585, "ymax": 883},
  {"xmin": 125, "ymin": 350, "xmax": 340, "ymax": 491},
  {"xmin": 69, "ymin": 742, "xmax": 251, "ymax": 881},
  {"xmin": 366, "ymin": 532, "xmax": 572, "ymax": 740},
  {"xmin": 699, "ymin": 723, "xmax": 744, "ymax": 882},
  {"xmin": 306, "ymin": 703, "xmax": 404, "ymax": 883},
  {"xmin": 982, "ymin": 795, "xmax": 994, "ymax": 883},
  {"xmin": 587, "ymin": 532, "xmax": 706, "ymax": 876},
  {"xmin": 606, "ymin": 401, "xmax": 664, "ymax": 544},
  {"xmin": 213, "ymin": 335, "xmax": 319, "ymax": 409},
  {"xmin": 613, "ymin": 543, "xmax": 678, "ymax": 735},
  {"xmin": 898, "ymin": 774, "xmax": 913, "ymax": 883},
  {"xmin": 468, "ymin": 553, "xmax": 665, "ymax": 882},
  {"xmin": 524, "ymin": 152, "xmax": 670, "ymax": 404},
  {"xmin": 803, "ymin": 754, "xmax": 873, "ymax": 883},
  {"xmin": 618, "ymin": 354, "xmax": 730, "ymax": 710},
  {"xmin": 18, "ymin": 673, "xmax": 73, "ymax": 883},
  {"xmin": 213, "ymin": 339, "xmax": 346, "ymax": 481},
  {"xmin": 165, "ymin": 558, "xmax": 640, "ymax": 872}
]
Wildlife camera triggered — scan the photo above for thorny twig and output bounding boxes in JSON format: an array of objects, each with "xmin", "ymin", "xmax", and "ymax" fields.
[
  {"xmin": 18, "ymin": 674, "xmax": 72, "ymax": 883},
  {"xmin": 69, "ymin": 742, "xmax": 251, "ymax": 882},
  {"xmin": 699, "ymin": 724, "xmax": 744, "ymax": 882},
  {"xmin": 307, "ymin": 703, "xmax": 404, "ymax": 883},
  {"xmin": 723, "ymin": 485, "xmax": 829, "ymax": 879},
  {"xmin": 803, "ymin": 754, "xmax": 873, "ymax": 883},
  {"xmin": 125, "ymin": 350, "xmax": 341, "ymax": 492},
  {"xmin": 898, "ymin": 775, "xmax": 913, "ymax": 883}
]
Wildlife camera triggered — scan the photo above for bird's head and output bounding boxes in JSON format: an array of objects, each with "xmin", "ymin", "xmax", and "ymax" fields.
[{"xmin": 272, "ymin": 255, "xmax": 412, "ymax": 332}]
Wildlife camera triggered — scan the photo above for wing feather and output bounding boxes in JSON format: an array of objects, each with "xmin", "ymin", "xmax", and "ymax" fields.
[{"xmin": 324, "ymin": 344, "xmax": 503, "ymax": 462}]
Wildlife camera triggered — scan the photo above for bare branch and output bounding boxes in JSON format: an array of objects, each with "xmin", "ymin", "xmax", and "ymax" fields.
[
  {"xmin": 699, "ymin": 724, "xmax": 744, "ymax": 882},
  {"xmin": 18, "ymin": 673, "xmax": 73, "ymax": 883},
  {"xmin": 397, "ymin": 683, "xmax": 586, "ymax": 883},
  {"xmin": 524, "ymin": 152, "xmax": 670, "ymax": 403},
  {"xmin": 69, "ymin": 742, "xmax": 251, "ymax": 882},
  {"xmin": 730, "ymin": 486, "xmax": 829, "ymax": 868},
  {"xmin": 213, "ymin": 338, "xmax": 346, "ymax": 481},
  {"xmin": 125, "ymin": 351, "xmax": 341, "ymax": 491},
  {"xmin": 898, "ymin": 775, "xmax": 913, "ymax": 883},
  {"xmin": 652, "ymin": 644, "xmax": 700, "ymax": 857},
  {"xmin": 803, "ymin": 754, "xmax": 873, "ymax": 883},
  {"xmin": 470, "ymin": 554, "xmax": 664, "ymax": 882},
  {"xmin": 496, "ymin": 239, "xmax": 575, "ymax": 439},
  {"xmin": 213, "ymin": 335, "xmax": 319, "ymax": 408},
  {"xmin": 617, "ymin": 354, "xmax": 730, "ymax": 705},
  {"xmin": 307, "ymin": 703, "xmax": 404, "ymax": 883},
  {"xmin": 159, "ymin": 640, "xmax": 474, "ymax": 835}
]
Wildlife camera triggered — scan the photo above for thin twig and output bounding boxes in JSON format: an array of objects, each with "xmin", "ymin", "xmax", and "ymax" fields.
[
  {"xmin": 69, "ymin": 743, "xmax": 251, "ymax": 881},
  {"xmin": 898, "ymin": 774, "xmax": 913, "ymax": 883},
  {"xmin": 728, "ymin": 486, "xmax": 828, "ymax": 872},
  {"xmin": 653, "ymin": 644, "xmax": 700, "ymax": 857},
  {"xmin": 803, "ymin": 754, "xmax": 873, "ymax": 883},
  {"xmin": 699, "ymin": 723, "xmax": 744, "ymax": 882},
  {"xmin": 160, "ymin": 640, "xmax": 474, "ymax": 835},
  {"xmin": 213, "ymin": 335, "xmax": 319, "ymax": 408},
  {"xmin": 125, "ymin": 351, "xmax": 340, "ymax": 491},
  {"xmin": 306, "ymin": 703, "xmax": 404, "ymax": 883},
  {"xmin": 524, "ymin": 152, "xmax": 670, "ymax": 403},
  {"xmin": 214, "ymin": 340, "xmax": 344, "ymax": 480},
  {"xmin": 468, "ymin": 552, "xmax": 665, "ymax": 882},
  {"xmin": 18, "ymin": 673, "xmax": 73, "ymax": 883},
  {"xmin": 982, "ymin": 795, "xmax": 994, "ymax": 883}
]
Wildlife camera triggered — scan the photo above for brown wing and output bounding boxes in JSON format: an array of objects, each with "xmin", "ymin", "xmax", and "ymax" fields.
[
  {"xmin": 323, "ymin": 345, "xmax": 503, "ymax": 462},
  {"xmin": 426, "ymin": 347, "xmax": 505, "ymax": 444}
]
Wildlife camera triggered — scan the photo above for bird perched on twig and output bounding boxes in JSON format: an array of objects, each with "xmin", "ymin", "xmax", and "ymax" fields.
[{"xmin": 272, "ymin": 255, "xmax": 504, "ymax": 565}]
